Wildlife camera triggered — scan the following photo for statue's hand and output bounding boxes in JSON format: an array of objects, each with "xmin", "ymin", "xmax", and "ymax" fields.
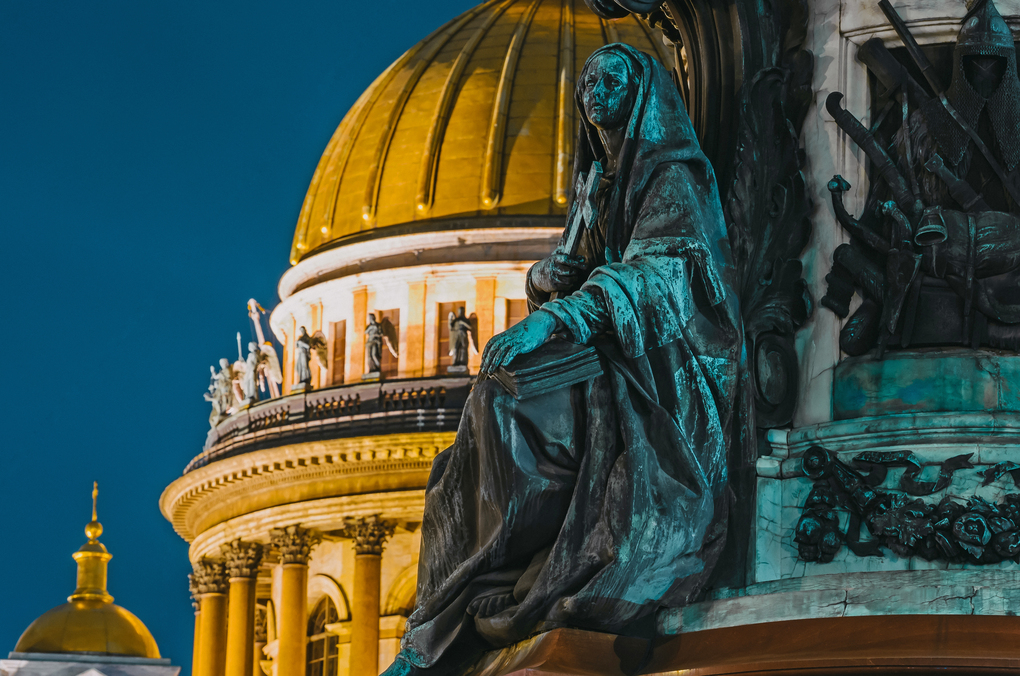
[
  {"xmin": 531, "ymin": 253, "xmax": 590, "ymax": 293},
  {"xmin": 480, "ymin": 310, "xmax": 558, "ymax": 376}
]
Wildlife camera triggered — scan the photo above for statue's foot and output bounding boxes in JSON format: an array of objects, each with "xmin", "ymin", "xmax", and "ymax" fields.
[{"xmin": 468, "ymin": 591, "xmax": 517, "ymax": 618}]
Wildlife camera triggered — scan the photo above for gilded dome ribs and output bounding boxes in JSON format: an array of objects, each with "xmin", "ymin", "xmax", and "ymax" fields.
[
  {"xmin": 287, "ymin": 0, "xmax": 666, "ymax": 258},
  {"xmin": 481, "ymin": 0, "xmax": 544, "ymax": 210},
  {"xmin": 294, "ymin": 14, "xmax": 476, "ymax": 261},
  {"xmin": 553, "ymin": 0, "xmax": 575, "ymax": 205},
  {"xmin": 360, "ymin": 3, "xmax": 492, "ymax": 226},
  {"xmin": 415, "ymin": 0, "xmax": 516, "ymax": 215}
]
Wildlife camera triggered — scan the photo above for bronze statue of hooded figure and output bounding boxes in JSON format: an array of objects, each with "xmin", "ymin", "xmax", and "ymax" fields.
[{"xmin": 384, "ymin": 44, "xmax": 749, "ymax": 675}]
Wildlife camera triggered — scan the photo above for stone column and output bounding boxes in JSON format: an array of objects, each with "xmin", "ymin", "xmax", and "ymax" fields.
[
  {"xmin": 269, "ymin": 525, "xmax": 321, "ymax": 676},
  {"xmin": 189, "ymin": 579, "xmax": 203, "ymax": 676},
  {"xmin": 340, "ymin": 516, "xmax": 395, "ymax": 676},
  {"xmin": 191, "ymin": 559, "xmax": 229, "ymax": 676},
  {"xmin": 253, "ymin": 606, "xmax": 268, "ymax": 676},
  {"xmin": 223, "ymin": 540, "xmax": 263, "ymax": 676}
]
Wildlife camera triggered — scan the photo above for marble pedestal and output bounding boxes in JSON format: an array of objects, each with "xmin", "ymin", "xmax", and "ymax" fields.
[
  {"xmin": 470, "ymin": 618, "xmax": 1020, "ymax": 675},
  {"xmin": 755, "ymin": 349, "xmax": 1020, "ymax": 583}
]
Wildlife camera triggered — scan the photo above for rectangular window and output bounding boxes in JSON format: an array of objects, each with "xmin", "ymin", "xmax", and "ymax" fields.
[
  {"xmin": 330, "ymin": 320, "xmax": 346, "ymax": 386},
  {"xmin": 376, "ymin": 308, "xmax": 400, "ymax": 379},
  {"xmin": 437, "ymin": 301, "xmax": 466, "ymax": 373}
]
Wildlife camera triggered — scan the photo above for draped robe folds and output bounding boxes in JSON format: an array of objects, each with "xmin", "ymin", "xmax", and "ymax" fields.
[{"xmin": 398, "ymin": 44, "xmax": 749, "ymax": 671}]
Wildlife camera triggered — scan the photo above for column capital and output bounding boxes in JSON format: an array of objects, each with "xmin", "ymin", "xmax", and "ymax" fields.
[
  {"xmin": 190, "ymin": 558, "xmax": 228, "ymax": 596},
  {"xmin": 188, "ymin": 574, "xmax": 201, "ymax": 611},
  {"xmin": 269, "ymin": 525, "xmax": 322, "ymax": 565},
  {"xmin": 222, "ymin": 539, "xmax": 264, "ymax": 579},
  {"xmin": 340, "ymin": 515, "xmax": 395, "ymax": 555}
]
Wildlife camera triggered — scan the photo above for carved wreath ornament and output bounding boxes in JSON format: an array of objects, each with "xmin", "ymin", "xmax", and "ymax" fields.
[{"xmin": 795, "ymin": 446, "xmax": 1020, "ymax": 564}]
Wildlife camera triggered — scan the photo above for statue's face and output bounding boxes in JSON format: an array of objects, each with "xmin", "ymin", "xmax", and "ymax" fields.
[
  {"xmin": 963, "ymin": 54, "xmax": 1007, "ymax": 98},
  {"xmin": 220, "ymin": 358, "xmax": 229, "ymax": 368},
  {"xmin": 582, "ymin": 53, "xmax": 634, "ymax": 131}
]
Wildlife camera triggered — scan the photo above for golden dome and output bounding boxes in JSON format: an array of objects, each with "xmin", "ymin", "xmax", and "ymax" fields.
[
  {"xmin": 290, "ymin": 0, "xmax": 671, "ymax": 263},
  {"xmin": 14, "ymin": 483, "xmax": 162, "ymax": 659},
  {"xmin": 15, "ymin": 600, "xmax": 161, "ymax": 658}
]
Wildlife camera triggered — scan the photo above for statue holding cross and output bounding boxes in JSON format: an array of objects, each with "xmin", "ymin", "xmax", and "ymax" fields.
[{"xmin": 385, "ymin": 44, "xmax": 749, "ymax": 676}]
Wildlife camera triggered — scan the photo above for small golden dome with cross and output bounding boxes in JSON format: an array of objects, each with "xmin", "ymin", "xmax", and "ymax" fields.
[{"xmin": 13, "ymin": 483, "xmax": 162, "ymax": 658}]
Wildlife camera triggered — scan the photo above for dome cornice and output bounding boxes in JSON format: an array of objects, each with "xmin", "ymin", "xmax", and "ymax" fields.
[
  {"xmin": 160, "ymin": 431, "xmax": 455, "ymax": 543},
  {"xmin": 279, "ymin": 222, "xmax": 559, "ymax": 299}
]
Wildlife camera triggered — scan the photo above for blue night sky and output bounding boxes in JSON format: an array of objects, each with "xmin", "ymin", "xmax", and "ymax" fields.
[{"xmin": 0, "ymin": 1, "xmax": 474, "ymax": 671}]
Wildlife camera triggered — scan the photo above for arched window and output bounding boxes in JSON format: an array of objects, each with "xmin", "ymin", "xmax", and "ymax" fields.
[{"xmin": 306, "ymin": 598, "xmax": 339, "ymax": 676}]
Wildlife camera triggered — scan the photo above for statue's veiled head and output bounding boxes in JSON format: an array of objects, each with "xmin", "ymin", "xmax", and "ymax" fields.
[
  {"xmin": 219, "ymin": 358, "xmax": 230, "ymax": 368},
  {"xmin": 581, "ymin": 51, "xmax": 637, "ymax": 131}
]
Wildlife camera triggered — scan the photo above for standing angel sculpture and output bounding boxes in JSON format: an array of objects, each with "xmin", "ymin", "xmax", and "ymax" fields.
[
  {"xmin": 238, "ymin": 341, "xmax": 283, "ymax": 405},
  {"xmin": 204, "ymin": 358, "xmax": 236, "ymax": 427},
  {"xmin": 364, "ymin": 313, "xmax": 399, "ymax": 376},
  {"xmin": 384, "ymin": 44, "xmax": 749, "ymax": 675},
  {"xmin": 447, "ymin": 307, "xmax": 477, "ymax": 372},
  {"xmin": 294, "ymin": 326, "xmax": 330, "ymax": 390}
]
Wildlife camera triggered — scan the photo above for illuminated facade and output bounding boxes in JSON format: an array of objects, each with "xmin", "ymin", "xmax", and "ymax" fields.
[{"xmin": 159, "ymin": 3, "xmax": 669, "ymax": 675}]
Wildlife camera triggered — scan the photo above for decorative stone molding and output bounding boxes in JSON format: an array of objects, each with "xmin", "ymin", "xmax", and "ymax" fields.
[
  {"xmin": 190, "ymin": 559, "xmax": 228, "ymax": 595},
  {"xmin": 339, "ymin": 515, "xmax": 395, "ymax": 555},
  {"xmin": 160, "ymin": 432, "xmax": 454, "ymax": 542},
  {"xmin": 188, "ymin": 490, "xmax": 425, "ymax": 561},
  {"xmin": 656, "ymin": 570, "xmax": 1020, "ymax": 635},
  {"xmin": 222, "ymin": 539, "xmax": 263, "ymax": 579},
  {"xmin": 193, "ymin": 381, "xmax": 466, "ymax": 467},
  {"xmin": 277, "ymin": 236, "xmax": 551, "ymax": 301},
  {"xmin": 254, "ymin": 606, "xmax": 268, "ymax": 643},
  {"xmin": 269, "ymin": 525, "xmax": 322, "ymax": 565}
]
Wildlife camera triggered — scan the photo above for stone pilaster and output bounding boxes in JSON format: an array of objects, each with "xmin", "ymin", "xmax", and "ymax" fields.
[
  {"xmin": 341, "ymin": 516, "xmax": 395, "ymax": 676},
  {"xmin": 191, "ymin": 559, "xmax": 228, "ymax": 676},
  {"xmin": 223, "ymin": 541, "xmax": 263, "ymax": 676}
]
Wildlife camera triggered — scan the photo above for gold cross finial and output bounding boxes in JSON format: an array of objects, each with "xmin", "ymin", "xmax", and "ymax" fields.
[{"xmin": 85, "ymin": 481, "xmax": 103, "ymax": 542}]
